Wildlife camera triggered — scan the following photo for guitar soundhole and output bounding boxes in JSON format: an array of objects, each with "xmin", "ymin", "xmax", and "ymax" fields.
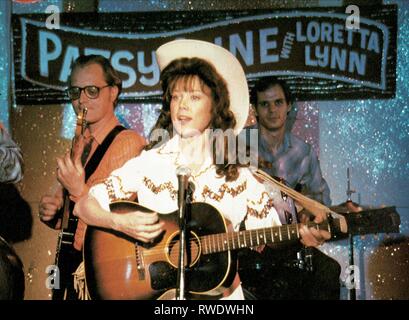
[{"xmin": 166, "ymin": 232, "xmax": 201, "ymax": 268}]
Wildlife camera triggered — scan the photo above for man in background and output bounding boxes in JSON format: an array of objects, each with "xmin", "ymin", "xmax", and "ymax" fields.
[{"xmin": 239, "ymin": 76, "xmax": 340, "ymax": 300}]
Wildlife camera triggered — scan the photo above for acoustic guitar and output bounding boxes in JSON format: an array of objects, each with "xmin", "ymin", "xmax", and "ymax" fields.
[{"xmin": 83, "ymin": 200, "xmax": 400, "ymax": 300}]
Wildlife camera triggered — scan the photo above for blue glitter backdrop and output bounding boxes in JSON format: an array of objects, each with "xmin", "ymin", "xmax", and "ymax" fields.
[
  {"xmin": 319, "ymin": 0, "xmax": 409, "ymax": 300},
  {"xmin": 320, "ymin": 0, "xmax": 409, "ymax": 225},
  {"xmin": 0, "ymin": 0, "xmax": 11, "ymax": 129}
]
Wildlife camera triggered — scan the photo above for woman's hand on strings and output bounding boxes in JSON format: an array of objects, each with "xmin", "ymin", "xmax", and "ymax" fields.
[
  {"xmin": 74, "ymin": 195, "xmax": 164, "ymax": 243},
  {"xmin": 113, "ymin": 211, "xmax": 165, "ymax": 243}
]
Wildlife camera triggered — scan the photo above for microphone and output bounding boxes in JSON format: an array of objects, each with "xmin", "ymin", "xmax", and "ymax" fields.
[
  {"xmin": 176, "ymin": 165, "xmax": 192, "ymax": 210},
  {"xmin": 175, "ymin": 165, "xmax": 191, "ymax": 300}
]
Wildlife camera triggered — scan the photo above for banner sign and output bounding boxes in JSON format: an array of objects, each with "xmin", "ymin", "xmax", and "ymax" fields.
[{"xmin": 12, "ymin": 6, "xmax": 397, "ymax": 105}]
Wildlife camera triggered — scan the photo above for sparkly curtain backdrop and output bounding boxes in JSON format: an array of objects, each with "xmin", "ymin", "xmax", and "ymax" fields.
[
  {"xmin": 98, "ymin": 0, "xmax": 315, "ymax": 11},
  {"xmin": 0, "ymin": 1, "xmax": 11, "ymax": 129},
  {"xmin": 11, "ymin": 0, "xmax": 61, "ymax": 14},
  {"xmin": 320, "ymin": 0, "xmax": 408, "ymax": 226},
  {"xmin": 318, "ymin": 0, "xmax": 409, "ymax": 300}
]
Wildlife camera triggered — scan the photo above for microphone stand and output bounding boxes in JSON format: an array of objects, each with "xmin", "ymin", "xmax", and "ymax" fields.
[
  {"xmin": 346, "ymin": 168, "xmax": 357, "ymax": 301},
  {"xmin": 176, "ymin": 167, "xmax": 191, "ymax": 300}
]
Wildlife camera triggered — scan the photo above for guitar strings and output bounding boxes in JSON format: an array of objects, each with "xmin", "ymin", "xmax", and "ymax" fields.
[{"xmin": 134, "ymin": 221, "xmax": 321, "ymax": 258}]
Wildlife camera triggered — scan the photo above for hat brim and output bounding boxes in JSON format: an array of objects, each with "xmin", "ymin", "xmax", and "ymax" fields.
[{"xmin": 156, "ymin": 39, "xmax": 249, "ymax": 135}]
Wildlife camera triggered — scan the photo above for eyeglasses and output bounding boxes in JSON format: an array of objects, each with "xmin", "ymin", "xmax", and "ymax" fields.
[{"xmin": 66, "ymin": 85, "xmax": 111, "ymax": 100}]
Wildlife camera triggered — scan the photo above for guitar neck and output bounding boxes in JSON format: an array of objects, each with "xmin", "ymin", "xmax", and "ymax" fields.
[
  {"xmin": 200, "ymin": 219, "xmax": 340, "ymax": 255},
  {"xmin": 61, "ymin": 190, "xmax": 72, "ymax": 230}
]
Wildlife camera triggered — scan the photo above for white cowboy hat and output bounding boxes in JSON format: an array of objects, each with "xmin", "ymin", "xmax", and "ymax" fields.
[{"xmin": 155, "ymin": 39, "xmax": 249, "ymax": 135}]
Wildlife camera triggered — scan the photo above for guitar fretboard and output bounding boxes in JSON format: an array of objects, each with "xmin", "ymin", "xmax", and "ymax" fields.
[{"xmin": 201, "ymin": 220, "xmax": 338, "ymax": 255}]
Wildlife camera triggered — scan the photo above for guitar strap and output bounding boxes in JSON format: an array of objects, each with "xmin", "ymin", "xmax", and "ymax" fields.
[
  {"xmin": 252, "ymin": 169, "xmax": 345, "ymax": 224},
  {"xmin": 84, "ymin": 125, "xmax": 126, "ymax": 181}
]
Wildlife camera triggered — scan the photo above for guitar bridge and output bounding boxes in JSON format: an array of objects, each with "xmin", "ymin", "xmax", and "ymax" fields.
[{"xmin": 135, "ymin": 243, "xmax": 145, "ymax": 280}]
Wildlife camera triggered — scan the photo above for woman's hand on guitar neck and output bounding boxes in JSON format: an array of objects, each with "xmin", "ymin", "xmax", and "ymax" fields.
[
  {"xmin": 298, "ymin": 211, "xmax": 331, "ymax": 247},
  {"xmin": 56, "ymin": 150, "xmax": 86, "ymax": 199}
]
